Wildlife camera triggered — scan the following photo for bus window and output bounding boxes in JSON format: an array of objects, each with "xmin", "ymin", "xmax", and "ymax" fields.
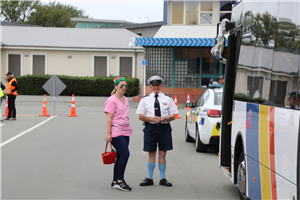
[{"xmin": 234, "ymin": 0, "xmax": 300, "ymax": 109}]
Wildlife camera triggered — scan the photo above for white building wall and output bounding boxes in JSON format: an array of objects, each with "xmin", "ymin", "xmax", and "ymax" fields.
[{"xmin": 1, "ymin": 48, "xmax": 144, "ymax": 93}]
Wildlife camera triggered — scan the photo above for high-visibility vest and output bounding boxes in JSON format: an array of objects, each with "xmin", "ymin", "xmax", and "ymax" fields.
[
  {"xmin": 0, "ymin": 88, "xmax": 4, "ymax": 97},
  {"xmin": 6, "ymin": 78, "xmax": 18, "ymax": 95}
]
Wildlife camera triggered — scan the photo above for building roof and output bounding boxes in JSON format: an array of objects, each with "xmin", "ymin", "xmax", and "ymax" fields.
[
  {"xmin": 1, "ymin": 26, "xmax": 143, "ymax": 50},
  {"xmin": 1, "ymin": 21, "xmax": 40, "ymax": 27},
  {"xmin": 129, "ymin": 25, "xmax": 224, "ymax": 47},
  {"xmin": 107, "ymin": 21, "xmax": 163, "ymax": 29},
  {"xmin": 71, "ymin": 18, "xmax": 133, "ymax": 24},
  {"xmin": 154, "ymin": 25, "xmax": 218, "ymax": 38}
]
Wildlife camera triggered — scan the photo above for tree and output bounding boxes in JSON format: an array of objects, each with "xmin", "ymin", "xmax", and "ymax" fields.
[
  {"xmin": 27, "ymin": 2, "xmax": 89, "ymax": 27},
  {"xmin": 1, "ymin": 0, "xmax": 40, "ymax": 23}
]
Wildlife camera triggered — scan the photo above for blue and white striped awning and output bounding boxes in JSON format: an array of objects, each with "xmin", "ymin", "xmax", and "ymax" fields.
[{"xmin": 134, "ymin": 38, "xmax": 227, "ymax": 47}]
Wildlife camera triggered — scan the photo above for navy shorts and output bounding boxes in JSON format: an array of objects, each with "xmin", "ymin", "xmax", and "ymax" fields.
[{"xmin": 143, "ymin": 123, "xmax": 173, "ymax": 152}]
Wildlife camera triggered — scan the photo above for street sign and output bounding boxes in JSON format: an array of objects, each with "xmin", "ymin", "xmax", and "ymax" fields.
[
  {"xmin": 42, "ymin": 75, "xmax": 66, "ymax": 98},
  {"xmin": 142, "ymin": 60, "xmax": 147, "ymax": 66},
  {"xmin": 42, "ymin": 75, "xmax": 66, "ymax": 116}
]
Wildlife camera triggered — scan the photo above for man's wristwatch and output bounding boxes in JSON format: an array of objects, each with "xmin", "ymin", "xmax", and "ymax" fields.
[{"xmin": 164, "ymin": 117, "xmax": 167, "ymax": 123}]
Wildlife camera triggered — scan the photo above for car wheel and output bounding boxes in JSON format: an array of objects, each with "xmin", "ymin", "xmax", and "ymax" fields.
[
  {"xmin": 237, "ymin": 150, "xmax": 248, "ymax": 200},
  {"xmin": 185, "ymin": 120, "xmax": 194, "ymax": 142},
  {"xmin": 195, "ymin": 125, "xmax": 208, "ymax": 152}
]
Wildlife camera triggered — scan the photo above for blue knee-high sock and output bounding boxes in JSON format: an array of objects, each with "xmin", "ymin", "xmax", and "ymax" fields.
[
  {"xmin": 147, "ymin": 162, "xmax": 155, "ymax": 179},
  {"xmin": 158, "ymin": 164, "xmax": 166, "ymax": 180}
]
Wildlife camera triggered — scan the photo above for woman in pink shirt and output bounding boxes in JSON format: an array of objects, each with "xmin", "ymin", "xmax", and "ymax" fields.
[{"xmin": 104, "ymin": 77, "xmax": 132, "ymax": 192}]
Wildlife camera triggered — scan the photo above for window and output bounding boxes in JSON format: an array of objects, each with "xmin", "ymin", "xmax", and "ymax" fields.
[
  {"xmin": 202, "ymin": 48, "xmax": 219, "ymax": 74},
  {"xmin": 94, "ymin": 56, "xmax": 107, "ymax": 77},
  {"xmin": 120, "ymin": 57, "xmax": 133, "ymax": 77},
  {"xmin": 77, "ymin": 23, "xmax": 88, "ymax": 28},
  {"xmin": 172, "ymin": 1, "xmax": 184, "ymax": 24},
  {"xmin": 188, "ymin": 49, "xmax": 200, "ymax": 74},
  {"xmin": 175, "ymin": 48, "xmax": 188, "ymax": 60},
  {"xmin": 214, "ymin": 92, "xmax": 223, "ymax": 105},
  {"xmin": 220, "ymin": 1, "xmax": 232, "ymax": 22},
  {"xmin": 185, "ymin": 1, "xmax": 199, "ymax": 25},
  {"xmin": 100, "ymin": 23, "xmax": 109, "ymax": 28},
  {"xmin": 196, "ymin": 90, "xmax": 208, "ymax": 107},
  {"xmin": 8, "ymin": 54, "xmax": 21, "ymax": 77},
  {"xmin": 247, "ymin": 76, "xmax": 263, "ymax": 99},
  {"xmin": 110, "ymin": 23, "xmax": 121, "ymax": 27},
  {"xmin": 33, "ymin": 55, "xmax": 45, "ymax": 75},
  {"xmin": 145, "ymin": 47, "xmax": 225, "ymax": 88},
  {"xmin": 145, "ymin": 48, "xmax": 173, "ymax": 87},
  {"xmin": 88, "ymin": 23, "xmax": 98, "ymax": 28},
  {"xmin": 269, "ymin": 80, "xmax": 287, "ymax": 106},
  {"xmin": 200, "ymin": 1, "xmax": 213, "ymax": 24}
]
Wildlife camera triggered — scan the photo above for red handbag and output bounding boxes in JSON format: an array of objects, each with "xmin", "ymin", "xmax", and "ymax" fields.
[{"xmin": 102, "ymin": 142, "xmax": 117, "ymax": 165}]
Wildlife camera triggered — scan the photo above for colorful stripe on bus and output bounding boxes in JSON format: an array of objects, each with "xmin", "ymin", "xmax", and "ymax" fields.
[{"xmin": 244, "ymin": 103, "xmax": 292, "ymax": 200}]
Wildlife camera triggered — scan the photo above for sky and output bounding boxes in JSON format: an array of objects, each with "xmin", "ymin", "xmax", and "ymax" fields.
[{"xmin": 54, "ymin": 0, "xmax": 164, "ymax": 23}]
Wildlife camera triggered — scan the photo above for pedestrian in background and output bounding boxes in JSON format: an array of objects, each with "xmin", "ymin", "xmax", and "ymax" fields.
[
  {"xmin": 136, "ymin": 75, "xmax": 178, "ymax": 187},
  {"xmin": 104, "ymin": 77, "xmax": 133, "ymax": 192},
  {"xmin": 218, "ymin": 76, "xmax": 224, "ymax": 85},
  {"xmin": 0, "ymin": 81, "xmax": 5, "ymax": 122},
  {"xmin": 4, "ymin": 72, "xmax": 19, "ymax": 121}
]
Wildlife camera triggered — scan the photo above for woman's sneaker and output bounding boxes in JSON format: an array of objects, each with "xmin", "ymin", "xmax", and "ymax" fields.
[
  {"xmin": 116, "ymin": 180, "xmax": 132, "ymax": 191},
  {"xmin": 111, "ymin": 181, "xmax": 118, "ymax": 188}
]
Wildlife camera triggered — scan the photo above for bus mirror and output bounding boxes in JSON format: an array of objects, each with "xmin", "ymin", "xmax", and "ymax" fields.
[{"xmin": 211, "ymin": 36, "xmax": 225, "ymax": 61}]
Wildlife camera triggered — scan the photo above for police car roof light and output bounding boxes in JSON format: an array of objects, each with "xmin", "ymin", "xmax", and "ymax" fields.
[{"xmin": 208, "ymin": 84, "xmax": 223, "ymax": 89}]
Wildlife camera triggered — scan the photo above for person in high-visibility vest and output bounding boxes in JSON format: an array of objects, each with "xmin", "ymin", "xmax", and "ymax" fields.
[
  {"xmin": 4, "ymin": 72, "xmax": 19, "ymax": 121},
  {"xmin": 0, "ymin": 81, "xmax": 5, "ymax": 122}
]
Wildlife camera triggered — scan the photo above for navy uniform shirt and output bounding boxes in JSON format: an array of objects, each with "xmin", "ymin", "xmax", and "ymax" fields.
[{"xmin": 136, "ymin": 91, "xmax": 178, "ymax": 124}]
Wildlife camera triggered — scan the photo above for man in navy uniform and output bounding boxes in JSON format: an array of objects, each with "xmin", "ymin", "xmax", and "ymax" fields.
[{"xmin": 136, "ymin": 75, "xmax": 178, "ymax": 187}]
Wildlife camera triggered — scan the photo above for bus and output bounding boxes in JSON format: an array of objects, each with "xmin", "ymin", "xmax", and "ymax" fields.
[{"xmin": 215, "ymin": 0, "xmax": 300, "ymax": 199}]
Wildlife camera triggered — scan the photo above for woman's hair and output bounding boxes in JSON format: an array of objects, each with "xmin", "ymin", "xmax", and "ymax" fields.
[
  {"xmin": 111, "ymin": 77, "xmax": 127, "ymax": 95},
  {"xmin": 111, "ymin": 88, "xmax": 117, "ymax": 95}
]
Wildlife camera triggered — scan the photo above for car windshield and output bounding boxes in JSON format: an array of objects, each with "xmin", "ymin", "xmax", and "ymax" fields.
[{"xmin": 214, "ymin": 92, "xmax": 223, "ymax": 105}]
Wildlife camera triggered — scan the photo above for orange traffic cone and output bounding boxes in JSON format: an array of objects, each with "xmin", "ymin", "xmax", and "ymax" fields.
[
  {"xmin": 184, "ymin": 93, "xmax": 192, "ymax": 110},
  {"xmin": 3, "ymin": 99, "xmax": 8, "ymax": 116},
  {"xmin": 39, "ymin": 94, "xmax": 50, "ymax": 117},
  {"xmin": 174, "ymin": 95, "xmax": 181, "ymax": 119},
  {"xmin": 68, "ymin": 94, "xmax": 78, "ymax": 117}
]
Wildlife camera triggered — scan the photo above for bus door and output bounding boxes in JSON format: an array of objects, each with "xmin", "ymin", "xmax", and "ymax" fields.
[{"xmin": 219, "ymin": 29, "xmax": 242, "ymax": 173}]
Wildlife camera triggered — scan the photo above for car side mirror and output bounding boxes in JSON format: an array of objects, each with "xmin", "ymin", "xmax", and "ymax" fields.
[{"xmin": 186, "ymin": 102, "xmax": 195, "ymax": 108}]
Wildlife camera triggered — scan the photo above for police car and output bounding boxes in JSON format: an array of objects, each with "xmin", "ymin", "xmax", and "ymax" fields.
[{"xmin": 185, "ymin": 86, "xmax": 223, "ymax": 152}]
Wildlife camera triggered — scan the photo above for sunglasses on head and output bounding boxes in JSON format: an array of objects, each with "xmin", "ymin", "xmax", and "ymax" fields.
[{"xmin": 120, "ymin": 84, "xmax": 128, "ymax": 89}]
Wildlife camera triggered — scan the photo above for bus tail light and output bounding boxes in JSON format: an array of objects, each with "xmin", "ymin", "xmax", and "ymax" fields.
[{"xmin": 207, "ymin": 109, "xmax": 221, "ymax": 117}]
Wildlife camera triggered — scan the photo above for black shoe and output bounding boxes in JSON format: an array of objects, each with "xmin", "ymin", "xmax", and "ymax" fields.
[
  {"xmin": 140, "ymin": 177, "xmax": 154, "ymax": 186},
  {"xmin": 111, "ymin": 181, "xmax": 117, "ymax": 188},
  {"xmin": 116, "ymin": 180, "xmax": 132, "ymax": 191},
  {"xmin": 159, "ymin": 178, "xmax": 172, "ymax": 187}
]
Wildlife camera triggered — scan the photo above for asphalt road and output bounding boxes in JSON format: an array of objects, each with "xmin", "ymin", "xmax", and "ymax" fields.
[{"xmin": 1, "ymin": 95, "xmax": 239, "ymax": 200}]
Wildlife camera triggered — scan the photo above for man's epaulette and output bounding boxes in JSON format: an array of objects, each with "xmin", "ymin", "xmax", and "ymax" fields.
[
  {"xmin": 142, "ymin": 94, "xmax": 150, "ymax": 98},
  {"xmin": 164, "ymin": 93, "xmax": 171, "ymax": 98}
]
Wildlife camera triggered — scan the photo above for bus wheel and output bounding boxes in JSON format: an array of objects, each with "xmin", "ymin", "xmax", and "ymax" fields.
[
  {"xmin": 195, "ymin": 125, "xmax": 208, "ymax": 152},
  {"xmin": 185, "ymin": 120, "xmax": 194, "ymax": 142},
  {"xmin": 237, "ymin": 151, "xmax": 248, "ymax": 200}
]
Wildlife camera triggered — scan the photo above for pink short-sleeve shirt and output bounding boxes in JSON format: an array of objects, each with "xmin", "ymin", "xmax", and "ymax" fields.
[{"xmin": 104, "ymin": 95, "xmax": 132, "ymax": 138}]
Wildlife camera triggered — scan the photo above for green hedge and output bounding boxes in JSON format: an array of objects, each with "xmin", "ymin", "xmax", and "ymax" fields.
[
  {"xmin": 15, "ymin": 75, "xmax": 139, "ymax": 96},
  {"xmin": 234, "ymin": 93, "xmax": 265, "ymax": 104}
]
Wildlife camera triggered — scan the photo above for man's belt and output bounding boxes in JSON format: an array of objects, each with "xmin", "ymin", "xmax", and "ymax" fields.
[{"xmin": 145, "ymin": 122, "xmax": 169, "ymax": 126}]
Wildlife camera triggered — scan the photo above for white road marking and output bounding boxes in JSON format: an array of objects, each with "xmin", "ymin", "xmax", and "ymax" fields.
[{"xmin": 1, "ymin": 116, "xmax": 56, "ymax": 147}]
